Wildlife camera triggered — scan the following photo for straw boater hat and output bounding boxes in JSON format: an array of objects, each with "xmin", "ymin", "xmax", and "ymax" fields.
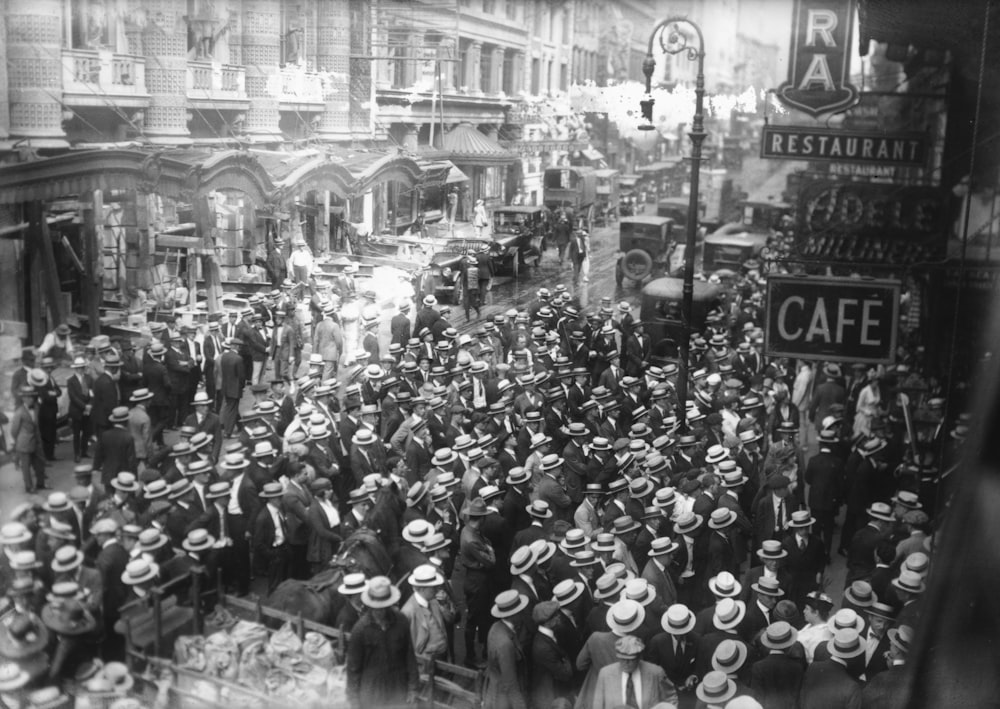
[
  {"xmin": 491, "ymin": 590, "xmax": 529, "ymax": 619},
  {"xmin": 337, "ymin": 573, "xmax": 368, "ymax": 596},
  {"xmin": 712, "ymin": 638, "xmax": 749, "ymax": 676},
  {"xmin": 697, "ymin": 670, "xmax": 737, "ymax": 706},
  {"xmin": 713, "ymin": 598, "xmax": 747, "ymax": 631},
  {"xmin": 362, "ymin": 576, "xmax": 400, "ymax": 609},
  {"xmin": 606, "ymin": 599, "xmax": 646, "ymax": 635},
  {"xmin": 708, "ymin": 572, "xmax": 742, "ymax": 598},
  {"xmin": 408, "ymin": 564, "xmax": 445, "ymax": 588},
  {"xmin": 661, "ymin": 604, "xmax": 696, "ymax": 635}
]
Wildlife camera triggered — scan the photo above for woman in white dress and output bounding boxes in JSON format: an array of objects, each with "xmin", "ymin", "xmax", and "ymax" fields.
[{"xmin": 853, "ymin": 367, "xmax": 883, "ymax": 438}]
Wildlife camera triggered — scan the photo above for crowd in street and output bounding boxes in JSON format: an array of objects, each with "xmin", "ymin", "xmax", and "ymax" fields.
[{"xmin": 0, "ymin": 257, "xmax": 972, "ymax": 709}]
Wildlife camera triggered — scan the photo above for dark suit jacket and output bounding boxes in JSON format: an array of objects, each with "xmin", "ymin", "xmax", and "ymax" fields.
[
  {"xmin": 804, "ymin": 449, "xmax": 845, "ymax": 511},
  {"xmin": 750, "ymin": 652, "xmax": 806, "ymax": 708},
  {"xmin": 705, "ymin": 529, "xmax": 737, "ymax": 583},
  {"xmin": 219, "ymin": 351, "xmax": 245, "ymax": 399},
  {"xmin": 860, "ymin": 663, "xmax": 910, "ymax": 709},
  {"xmin": 846, "ymin": 523, "xmax": 884, "ymax": 586},
  {"xmin": 95, "ymin": 541, "xmax": 129, "ymax": 620},
  {"xmin": 90, "ymin": 373, "xmax": 119, "ymax": 429},
  {"xmin": 67, "ymin": 373, "xmax": 93, "ymax": 420},
  {"xmin": 641, "ymin": 558, "xmax": 678, "ymax": 609},
  {"xmin": 482, "ymin": 620, "xmax": 528, "ymax": 709},
  {"xmin": 646, "ymin": 630, "xmax": 699, "ymax": 688},
  {"xmin": 144, "ymin": 358, "xmax": 171, "ymax": 402},
  {"xmin": 92, "ymin": 427, "xmax": 137, "ymax": 481},
  {"xmin": 282, "ymin": 481, "xmax": 313, "ymax": 546},
  {"xmin": 800, "ymin": 659, "xmax": 863, "ymax": 709}
]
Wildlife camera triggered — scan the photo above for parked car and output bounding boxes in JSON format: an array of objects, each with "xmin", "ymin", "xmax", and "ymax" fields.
[
  {"xmin": 616, "ymin": 216, "xmax": 676, "ymax": 286},
  {"xmin": 702, "ymin": 223, "xmax": 769, "ymax": 273},
  {"xmin": 492, "ymin": 206, "xmax": 548, "ymax": 260},
  {"xmin": 638, "ymin": 276, "xmax": 727, "ymax": 364},
  {"xmin": 426, "ymin": 227, "xmax": 539, "ymax": 303}
]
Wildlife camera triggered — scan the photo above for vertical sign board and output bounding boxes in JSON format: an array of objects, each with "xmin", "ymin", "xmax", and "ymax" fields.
[
  {"xmin": 777, "ymin": 0, "xmax": 859, "ymax": 117},
  {"xmin": 765, "ymin": 276, "xmax": 900, "ymax": 364}
]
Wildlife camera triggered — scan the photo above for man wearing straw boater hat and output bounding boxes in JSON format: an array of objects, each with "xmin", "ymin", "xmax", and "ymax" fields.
[
  {"xmin": 346, "ymin": 576, "xmax": 418, "ymax": 709},
  {"xmin": 481, "ymin": 590, "xmax": 530, "ymax": 709}
]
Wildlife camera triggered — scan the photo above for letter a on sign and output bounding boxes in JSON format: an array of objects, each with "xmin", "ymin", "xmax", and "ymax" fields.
[{"xmin": 777, "ymin": 0, "xmax": 859, "ymax": 117}]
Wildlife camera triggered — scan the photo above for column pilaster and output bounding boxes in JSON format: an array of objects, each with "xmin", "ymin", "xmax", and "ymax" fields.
[{"xmin": 6, "ymin": 0, "xmax": 67, "ymax": 146}]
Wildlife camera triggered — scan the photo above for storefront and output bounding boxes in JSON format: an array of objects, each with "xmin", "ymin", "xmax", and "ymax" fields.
[{"xmin": 442, "ymin": 123, "xmax": 518, "ymax": 215}]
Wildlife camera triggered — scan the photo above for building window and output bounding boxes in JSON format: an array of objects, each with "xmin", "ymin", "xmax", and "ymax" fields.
[
  {"xmin": 562, "ymin": 8, "xmax": 571, "ymax": 44},
  {"xmin": 479, "ymin": 166, "xmax": 504, "ymax": 201},
  {"xmin": 482, "ymin": 0, "xmax": 495, "ymax": 13},
  {"xmin": 531, "ymin": 58, "xmax": 540, "ymax": 95},
  {"xmin": 505, "ymin": 0, "xmax": 517, "ymax": 21},
  {"xmin": 480, "ymin": 45, "xmax": 492, "ymax": 93},
  {"xmin": 533, "ymin": 3, "xmax": 543, "ymax": 38},
  {"xmin": 503, "ymin": 52, "xmax": 515, "ymax": 95},
  {"xmin": 560, "ymin": 62, "xmax": 568, "ymax": 92}
]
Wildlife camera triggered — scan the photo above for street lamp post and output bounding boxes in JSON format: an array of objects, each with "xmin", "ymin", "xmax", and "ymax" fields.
[{"xmin": 640, "ymin": 18, "xmax": 706, "ymax": 432}]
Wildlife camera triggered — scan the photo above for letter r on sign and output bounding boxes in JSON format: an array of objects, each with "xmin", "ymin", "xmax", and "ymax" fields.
[{"xmin": 806, "ymin": 9, "xmax": 838, "ymax": 46}]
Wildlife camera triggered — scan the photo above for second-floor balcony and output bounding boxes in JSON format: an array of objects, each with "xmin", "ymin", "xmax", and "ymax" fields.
[
  {"xmin": 278, "ymin": 66, "xmax": 325, "ymax": 108},
  {"xmin": 61, "ymin": 48, "xmax": 148, "ymax": 107},
  {"xmin": 186, "ymin": 61, "xmax": 248, "ymax": 109}
]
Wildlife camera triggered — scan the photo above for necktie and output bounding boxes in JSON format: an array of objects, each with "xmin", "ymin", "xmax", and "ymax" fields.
[
  {"xmin": 799, "ymin": 536, "xmax": 806, "ymax": 551},
  {"xmin": 624, "ymin": 672, "xmax": 637, "ymax": 709}
]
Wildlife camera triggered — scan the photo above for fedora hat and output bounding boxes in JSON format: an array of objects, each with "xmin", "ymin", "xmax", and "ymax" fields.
[
  {"xmin": 713, "ymin": 598, "xmax": 746, "ymax": 630},
  {"xmin": 708, "ymin": 508, "xmax": 737, "ymax": 530},
  {"xmin": 362, "ymin": 576, "xmax": 401, "ymax": 609},
  {"xmin": 762, "ymin": 620, "xmax": 798, "ymax": 650},
  {"xmin": 182, "ymin": 529, "xmax": 215, "ymax": 553},
  {"xmin": 120, "ymin": 560, "xmax": 158, "ymax": 586},
  {"xmin": 606, "ymin": 599, "xmax": 646, "ymax": 635},
  {"xmin": 827, "ymin": 628, "xmax": 866, "ymax": 659},
  {"xmin": 751, "ymin": 576, "xmax": 784, "ymax": 598},
  {"xmin": 661, "ymin": 604, "xmax": 696, "ymax": 635},
  {"xmin": 408, "ymin": 564, "xmax": 445, "ymax": 588},
  {"xmin": 708, "ymin": 571, "xmax": 742, "ymax": 599},
  {"xmin": 712, "ymin": 638, "xmax": 749, "ymax": 675},
  {"xmin": 51, "ymin": 546, "xmax": 84, "ymax": 574},
  {"xmin": 696, "ymin": 671, "xmax": 736, "ymax": 706},
  {"xmin": 757, "ymin": 539, "xmax": 788, "ymax": 561},
  {"xmin": 867, "ymin": 502, "xmax": 894, "ymax": 522}
]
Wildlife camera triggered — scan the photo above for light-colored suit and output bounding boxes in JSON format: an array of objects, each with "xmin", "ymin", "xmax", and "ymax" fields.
[
  {"xmin": 574, "ymin": 499, "xmax": 602, "ymax": 537},
  {"xmin": 592, "ymin": 660, "xmax": 677, "ymax": 709}
]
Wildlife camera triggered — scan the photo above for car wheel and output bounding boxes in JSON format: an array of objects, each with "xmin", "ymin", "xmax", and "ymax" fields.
[
  {"xmin": 623, "ymin": 249, "xmax": 653, "ymax": 281},
  {"xmin": 512, "ymin": 253, "xmax": 520, "ymax": 278}
]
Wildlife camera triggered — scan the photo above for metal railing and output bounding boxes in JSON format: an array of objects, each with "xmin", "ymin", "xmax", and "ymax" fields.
[{"xmin": 186, "ymin": 60, "xmax": 247, "ymax": 99}]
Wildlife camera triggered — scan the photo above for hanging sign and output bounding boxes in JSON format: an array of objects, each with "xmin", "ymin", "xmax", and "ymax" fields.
[
  {"xmin": 765, "ymin": 276, "xmax": 900, "ymax": 363},
  {"xmin": 776, "ymin": 0, "xmax": 859, "ymax": 117},
  {"xmin": 761, "ymin": 126, "xmax": 928, "ymax": 166}
]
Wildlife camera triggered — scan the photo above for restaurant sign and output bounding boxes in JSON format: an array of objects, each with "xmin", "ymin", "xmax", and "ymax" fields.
[
  {"xmin": 765, "ymin": 276, "xmax": 900, "ymax": 363},
  {"xmin": 794, "ymin": 180, "xmax": 947, "ymax": 264},
  {"xmin": 777, "ymin": 0, "xmax": 859, "ymax": 117},
  {"xmin": 761, "ymin": 126, "xmax": 928, "ymax": 167}
]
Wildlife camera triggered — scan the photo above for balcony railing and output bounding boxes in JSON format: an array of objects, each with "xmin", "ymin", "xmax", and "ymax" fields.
[
  {"xmin": 499, "ymin": 138, "xmax": 589, "ymax": 156},
  {"xmin": 186, "ymin": 60, "xmax": 246, "ymax": 101},
  {"xmin": 278, "ymin": 66, "xmax": 324, "ymax": 104},
  {"xmin": 62, "ymin": 48, "xmax": 147, "ymax": 98}
]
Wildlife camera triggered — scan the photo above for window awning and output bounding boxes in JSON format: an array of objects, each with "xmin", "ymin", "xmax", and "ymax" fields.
[
  {"xmin": 417, "ymin": 159, "xmax": 470, "ymax": 189},
  {"xmin": 583, "ymin": 147, "xmax": 605, "ymax": 161}
]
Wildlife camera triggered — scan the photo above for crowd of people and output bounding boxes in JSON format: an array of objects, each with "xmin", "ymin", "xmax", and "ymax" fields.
[{"xmin": 0, "ymin": 260, "xmax": 973, "ymax": 709}]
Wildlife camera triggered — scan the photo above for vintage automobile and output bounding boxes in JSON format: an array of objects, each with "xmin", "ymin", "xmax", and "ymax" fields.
[
  {"xmin": 426, "ymin": 224, "xmax": 540, "ymax": 303},
  {"xmin": 543, "ymin": 166, "xmax": 598, "ymax": 228},
  {"xmin": 616, "ymin": 216, "xmax": 676, "ymax": 286},
  {"xmin": 638, "ymin": 276, "xmax": 727, "ymax": 364},
  {"xmin": 492, "ymin": 206, "xmax": 549, "ymax": 256},
  {"xmin": 702, "ymin": 223, "xmax": 769, "ymax": 273},
  {"xmin": 594, "ymin": 168, "xmax": 621, "ymax": 225}
]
